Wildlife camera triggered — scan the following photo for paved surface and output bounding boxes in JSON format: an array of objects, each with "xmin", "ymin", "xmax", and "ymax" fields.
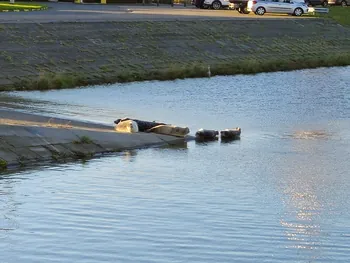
[
  {"xmin": 0, "ymin": 2, "xmax": 310, "ymax": 23},
  {"xmin": 0, "ymin": 109, "xmax": 113, "ymax": 130},
  {"xmin": 0, "ymin": 109, "xmax": 188, "ymax": 169}
]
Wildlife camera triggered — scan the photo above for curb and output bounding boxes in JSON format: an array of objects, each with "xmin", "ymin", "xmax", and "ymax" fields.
[{"xmin": 0, "ymin": 6, "xmax": 48, "ymax": 12}]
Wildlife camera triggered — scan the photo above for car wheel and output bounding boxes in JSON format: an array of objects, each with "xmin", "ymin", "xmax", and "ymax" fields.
[
  {"xmin": 340, "ymin": 0, "xmax": 347, "ymax": 6},
  {"xmin": 255, "ymin": 6, "xmax": 266, "ymax": 15},
  {"xmin": 294, "ymin": 7, "xmax": 303, "ymax": 16},
  {"xmin": 322, "ymin": 0, "xmax": 328, "ymax": 7},
  {"xmin": 242, "ymin": 6, "xmax": 250, "ymax": 14},
  {"xmin": 211, "ymin": 0, "xmax": 222, "ymax": 9}
]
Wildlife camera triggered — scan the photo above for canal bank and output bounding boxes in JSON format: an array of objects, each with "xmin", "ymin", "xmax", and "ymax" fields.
[
  {"xmin": 1, "ymin": 18, "xmax": 350, "ymax": 91},
  {"xmin": 0, "ymin": 110, "xmax": 188, "ymax": 170}
]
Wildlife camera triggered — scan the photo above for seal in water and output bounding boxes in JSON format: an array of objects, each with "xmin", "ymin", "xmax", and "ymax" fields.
[
  {"xmin": 220, "ymin": 127, "xmax": 241, "ymax": 140},
  {"xmin": 195, "ymin": 129, "xmax": 219, "ymax": 141}
]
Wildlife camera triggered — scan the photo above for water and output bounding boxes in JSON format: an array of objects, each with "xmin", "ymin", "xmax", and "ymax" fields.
[{"xmin": 1, "ymin": 66, "xmax": 350, "ymax": 262}]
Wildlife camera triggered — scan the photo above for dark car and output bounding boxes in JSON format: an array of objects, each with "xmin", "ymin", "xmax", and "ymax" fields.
[
  {"xmin": 305, "ymin": 0, "xmax": 329, "ymax": 6},
  {"xmin": 193, "ymin": 0, "xmax": 209, "ymax": 8},
  {"xmin": 329, "ymin": 0, "xmax": 349, "ymax": 6},
  {"xmin": 230, "ymin": 0, "xmax": 250, "ymax": 13}
]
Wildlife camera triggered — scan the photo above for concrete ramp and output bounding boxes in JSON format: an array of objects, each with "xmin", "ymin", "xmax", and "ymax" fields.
[{"xmin": 0, "ymin": 121, "xmax": 186, "ymax": 170}]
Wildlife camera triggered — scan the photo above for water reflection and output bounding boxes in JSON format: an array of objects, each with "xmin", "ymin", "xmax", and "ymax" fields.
[
  {"xmin": 121, "ymin": 150, "xmax": 138, "ymax": 163},
  {"xmin": 286, "ymin": 130, "xmax": 331, "ymax": 140},
  {"xmin": 0, "ymin": 94, "xmax": 52, "ymax": 112},
  {"xmin": 220, "ymin": 138, "xmax": 241, "ymax": 144},
  {"xmin": 278, "ymin": 131, "xmax": 337, "ymax": 258},
  {"xmin": 0, "ymin": 177, "xmax": 20, "ymax": 233},
  {"xmin": 195, "ymin": 138, "xmax": 219, "ymax": 145},
  {"xmin": 158, "ymin": 141, "xmax": 188, "ymax": 150}
]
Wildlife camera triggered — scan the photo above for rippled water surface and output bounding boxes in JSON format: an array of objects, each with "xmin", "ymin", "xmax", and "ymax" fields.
[{"xmin": 1, "ymin": 67, "xmax": 350, "ymax": 262}]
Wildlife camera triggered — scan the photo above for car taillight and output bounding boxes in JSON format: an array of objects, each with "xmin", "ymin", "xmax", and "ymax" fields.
[{"xmin": 252, "ymin": 1, "xmax": 257, "ymax": 4}]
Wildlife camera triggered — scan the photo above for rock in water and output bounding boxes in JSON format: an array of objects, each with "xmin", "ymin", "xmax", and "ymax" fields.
[{"xmin": 115, "ymin": 120, "xmax": 139, "ymax": 133}]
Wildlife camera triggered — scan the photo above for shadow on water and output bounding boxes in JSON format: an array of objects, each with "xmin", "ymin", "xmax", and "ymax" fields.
[
  {"xmin": 158, "ymin": 141, "xmax": 188, "ymax": 150},
  {"xmin": 0, "ymin": 142, "xmax": 191, "ymax": 175},
  {"xmin": 194, "ymin": 137, "xmax": 241, "ymax": 145},
  {"xmin": 220, "ymin": 137, "xmax": 241, "ymax": 144},
  {"xmin": 194, "ymin": 138, "xmax": 219, "ymax": 147}
]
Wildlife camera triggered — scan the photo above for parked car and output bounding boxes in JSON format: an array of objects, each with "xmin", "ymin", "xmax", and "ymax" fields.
[
  {"xmin": 230, "ymin": 0, "xmax": 251, "ymax": 13},
  {"xmin": 193, "ymin": 0, "xmax": 205, "ymax": 8},
  {"xmin": 304, "ymin": 0, "xmax": 328, "ymax": 7},
  {"xmin": 193, "ymin": 0, "xmax": 231, "ymax": 8},
  {"xmin": 202, "ymin": 0, "xmax": 232, "ymax": 9},
  {"xmin": 247, "ymin": 0, "xmax": 309, "ymax": 15},
  {"xmin": 328, "ymin": 0, "xmax": 349, "ymax": 6}
]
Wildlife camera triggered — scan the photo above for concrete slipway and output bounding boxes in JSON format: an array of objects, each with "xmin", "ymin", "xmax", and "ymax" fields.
[{"xmin": 0, "ymin": 110, "xmax": 187, "ymax": 170}]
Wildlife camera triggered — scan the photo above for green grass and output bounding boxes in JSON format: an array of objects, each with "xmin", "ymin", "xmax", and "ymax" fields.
[
  {"xmin": 8, "ymin": 52, "xmax": 350, "ymax": 91},
  {"xmin": 14, "ymin": 72, "xmax": 88, "ymax": 91},
  {"xmin": 73, "ymin": 136, "xmax": 94, "ymax": 145},
  {"xmin": 0, "ymin": 159, "xmax": 8, "ymax": 170},
  {"xmin": 317, "ymin": 7, "xmax": 350, "ymax": 26},
  {"xmin": 0, "ymin": 2, "xmax": 46, "ymax": 11}
]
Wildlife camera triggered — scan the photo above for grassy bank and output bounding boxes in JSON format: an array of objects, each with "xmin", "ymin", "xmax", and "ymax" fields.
[
  {"xmin": 1, "ymin": 20, "xmax": 350, "ymax": 91},
  {"xmin": 0, "ymin": 3, "xmax": 47, "ymax": 11},
  {"xmin": 317, "ymin": 7, "xmax": 350, "ymax": 26},
  {"xmin": 9, "ymin": 53, "xmax": 350, "ymax": 91}
]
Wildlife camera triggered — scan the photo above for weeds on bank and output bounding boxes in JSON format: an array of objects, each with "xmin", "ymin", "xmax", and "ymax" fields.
[
  {"xmin": 73, "ymin": 136, "xmax": 93, "ymax": 145},
  {"xmin": 7, "ymin": 52, "xmax": 350, "ymax": 91},
  {"xmin": 15, "ymin": 72, "xmax": 87, "ymax": 91},
  {"xmin": 0, "ymin": 159, "xmax": 7, "ymax": 170},
  {"xmin": 0, "ymin": 3, "xmax": 47, "ymax": 11}
]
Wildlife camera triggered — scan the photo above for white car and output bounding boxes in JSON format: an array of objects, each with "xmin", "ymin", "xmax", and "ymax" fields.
[
  {"xmin": 203, "ymin": 0, "xmax": 231, "ymax": 9},
  {"xmin": 247, "ymin": 0, "xmax": 309, "ymax": 16}
]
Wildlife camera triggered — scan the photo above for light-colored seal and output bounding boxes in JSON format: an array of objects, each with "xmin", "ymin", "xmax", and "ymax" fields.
[
  {"xmin": 115, "ymin": 120, "xmax": 139, "ymax": 133},
  {"xmin": 147, "ymin": 125, "xmax": 190, "ymax": 137}
]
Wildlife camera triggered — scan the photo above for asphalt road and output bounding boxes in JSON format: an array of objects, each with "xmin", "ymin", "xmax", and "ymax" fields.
[{"xmin": 0, "ymin": 2, "xmax": 308, "ymax": 23}]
